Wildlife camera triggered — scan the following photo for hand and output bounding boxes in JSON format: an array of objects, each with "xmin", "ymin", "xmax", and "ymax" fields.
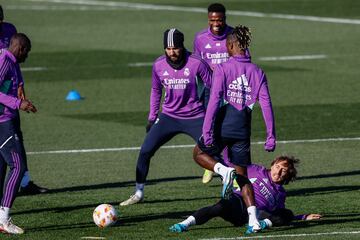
[
  {"xmin": 17, "ymin": 85, "xmax": 26, "ymax": 100},
  {"xmin": 305, "ymin": 214, "xmax": 322, "ymax": 220},
  {"xmin": 145, "ymin": 120, "xmax": 155, "ymax": 133},
  {"xmin": 265, "ymin": 138, "xmax": 276, "ymax": 152},
  {"xmin": 197, "ymin": 136, "xmax": 221, "ymax": 156},
  {"xmin": 20, "ymin": 99, "xmax": 37, "ymax": 113}
]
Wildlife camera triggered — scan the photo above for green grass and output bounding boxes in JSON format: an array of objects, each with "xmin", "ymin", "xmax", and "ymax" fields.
[{"xmin": 1, "ymin": 0, "xmax": 360, "ymax": 239}]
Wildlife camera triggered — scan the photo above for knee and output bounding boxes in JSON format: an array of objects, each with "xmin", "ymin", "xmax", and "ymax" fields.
[
  {"xmin": 193, "ymin": 145, "xmax": 201, "ymax": 161},
  {"xmin": 235, "ymin": 174, "xmax": 251, "ymax": 188}
]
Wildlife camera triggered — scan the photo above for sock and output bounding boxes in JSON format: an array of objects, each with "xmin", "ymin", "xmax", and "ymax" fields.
[
  {"xmin": 213, "ymin": 162, "xmax": 231, "ymax": 179},
  {"xmin": 135, "ymin": 183, "xmax": 144, "ymax": 198},
  {"xmin": 20, "ymin": 171, "xmax": 31, "ymax": 188},
  {"xmin": 179, "ymin": 216, "xmax": 196, "ymax": 228},
  {"xmin": 247, "ymin": 206, "xmax": 260, "ymax": 227},
  {"xmin": 0, "ymin": 207, "xmax": 10, "ymax": 223},
  {"xmin": 263, "ymin": 218, "xmax": 273, "ymax": 228}
]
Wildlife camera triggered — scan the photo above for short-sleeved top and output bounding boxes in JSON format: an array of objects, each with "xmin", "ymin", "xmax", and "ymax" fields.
[
  {"xmin": 0, "ymin": 49, "xmax": 22, "ymax": 122},
  {"xmin": 234, "ymin": 164, "xmax": 286, "ymax": 212},
  {"xmin": 148, "ymin": 52, "xmax": 213, "ymax": 121}
]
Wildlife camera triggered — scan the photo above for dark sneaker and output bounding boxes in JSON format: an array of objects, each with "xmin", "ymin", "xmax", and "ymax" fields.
[{"xmin": 19, "ymin": 181, "xmax": 49, "ymax": 195}]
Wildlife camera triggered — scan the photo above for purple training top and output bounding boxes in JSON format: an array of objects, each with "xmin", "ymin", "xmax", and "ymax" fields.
[
  {"xmin": 235, "ymin": 164, "xmax": 286, "ymax": 212},
  {"xmin": 0, "ymin": 22, "xmax": 17, "ymax": 49},
  {"xmin": 149, "ymin": 52, "xmax": 212, "ymax": 121},
  {"xmin": 0, "ymin": 22, "xmax": 23, "ymax": 86},
  {"xmin": 193, "ymin": 25, "xmax": 233, "ymax": 66},
  {"xmin": 0, "ymin": 49, "xmax": 22, "ymax": 123},
  {"xmin": 202, "ymin": 55, "xmax": 275, "ymax": 149}
]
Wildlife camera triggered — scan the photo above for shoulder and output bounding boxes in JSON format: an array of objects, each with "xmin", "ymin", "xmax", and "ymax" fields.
[
  {"xmin": 2, "ymin": 22, "xmax": 17, "ymax": 33},
  {"xmin": 247, "ymin": 164, "xmax": 268, "ymax": 178},
  {"xmin": 189, "ymin": 53, "xmax": 211, "ymax": 68},
  {"xmin": 153, "ymin": 55, "xmax": 166, "ymax": 66},
  {"xmin": 194, "ymin": 28, "xmax": 209, "ymax": 41}
]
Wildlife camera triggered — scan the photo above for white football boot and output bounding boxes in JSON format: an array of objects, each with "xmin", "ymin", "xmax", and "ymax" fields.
[
  {"xmin": 120, "ymin": 194, "xmax": 144, "ymax": 206},
  {"xmin": 0, "ymin": 218, "xmax": 24, "ymax": 234}
]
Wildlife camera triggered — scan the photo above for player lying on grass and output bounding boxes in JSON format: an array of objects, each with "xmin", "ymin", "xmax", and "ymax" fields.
[{"xmin": 169, "ymin": 156, "xmax": 322, "ymax": 234}]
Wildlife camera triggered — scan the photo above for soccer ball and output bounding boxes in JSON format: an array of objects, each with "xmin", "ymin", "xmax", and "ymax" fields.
[{"xmin": 93, "ymin": 204, "xmax": 119, "ymax": 228}]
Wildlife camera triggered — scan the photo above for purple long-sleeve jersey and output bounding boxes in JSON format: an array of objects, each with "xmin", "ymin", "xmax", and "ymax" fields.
[
  {"xmin": 148, "ymin": 52, "xmax": 212, "ymax": 121},
  {"xmin": 0, "ymin": 22, "xmax": 23, "ymax": 86},
  {"xmin": 234, "ymin": 164, "xmax": 286, "ymax": 212},
  {"xmin": 193, "ymin": 26, "xmax": 233, "ymax": 66},
  {"xmin": 0, "ymin": 22, "xmax": 17, "ymax": 49},
  {"xmin": 0, "ymin": 49, "xmax": 22, "ymax": 123},
  {"xmin": 202, "ymin": 55, "xmax": 275, "ymax": 149}
]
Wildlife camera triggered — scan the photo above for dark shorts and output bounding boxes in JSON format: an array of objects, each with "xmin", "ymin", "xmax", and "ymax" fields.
[{"xmin": 197, "ymin": 136, "xmax": 251, "ymax": 167}]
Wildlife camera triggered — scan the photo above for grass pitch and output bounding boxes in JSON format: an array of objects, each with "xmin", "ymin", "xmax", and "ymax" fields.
[{"xmin": 2, "ymin": 0, "xmax": 360, "ymax": 239}]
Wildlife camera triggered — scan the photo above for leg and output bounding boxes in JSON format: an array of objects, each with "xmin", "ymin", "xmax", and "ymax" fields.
[
  {"xmin": 258, "ymin": 208, "xmax": 294, "ymax": 227},
  {"xmin": 13, "ymin": 115, "xmax": 48, "ymax": 195},
  {"xmin": 227, "ymin": 139, "xmax": 261, "ymax": 232},
  {"xmin": 193, "ymin": 143, "xmax": 235, "ymax": 199},
  {"xmin": 169, "ymin": 199, "xmax": 227, "ymax": 232},
  {"xmin": 0, "ymin": 121, "xmax": 26, "ymax": 234},
  {"xmin": 120, "ymin": 114, "xmax": 178, "ymax": 206}
]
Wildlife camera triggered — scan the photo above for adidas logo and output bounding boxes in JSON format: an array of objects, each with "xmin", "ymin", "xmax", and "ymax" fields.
[
  {"xmin": 205, "ymin": 43, "xmax": 211, "ymax": 49},
  {"xmin": 216, "ymin": 43, "xmax": 221, "ymax": 46},
  {"xmin": 229, "ymin": 74, "xmax": 249, "ymax": 90},
  {"xmin": 163, "ymin": 71, "xmax": 169, "ymax": 76}
]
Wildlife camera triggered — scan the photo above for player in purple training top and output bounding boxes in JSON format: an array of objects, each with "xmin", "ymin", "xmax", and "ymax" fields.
[
  {"xmin": 169, "ymin": 156, "xmax": 322, "ymax": 234},
  {"xmin": 193, "ymin": 3, "xmax": 252, "ymax": 184},
  {"xmin": 193, "ymin": 3, "xmax": 233, "ymax": 184},
  {"xmin": 193, "ymin": 3, "xmax": 233, "ymax": 66},
  {"xmin": 0, "ymin": 33, "xmax": 37, "ymax": 235},
  {"xmin": 119, "ymin": 28, "xmax": 213, "ymax": 206},
  {"xmin": 193, "ymin": 25, "xmax": 276, "ymax": 232},
  {"xmin": 0, "ymin": 5, "xmax": 48, "ymax": 195}
]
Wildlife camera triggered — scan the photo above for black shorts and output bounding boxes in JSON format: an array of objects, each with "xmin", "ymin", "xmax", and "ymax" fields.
[{"xmin": 198, "ymin": 136, "xmax": 251, "ymax": 167}]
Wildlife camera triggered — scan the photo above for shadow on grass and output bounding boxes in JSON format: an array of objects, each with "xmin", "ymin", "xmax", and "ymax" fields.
[
  {"xmin": 42, "ymin": 175, "xmax": 199, "ymax": 194},
  {"xmin": 60, "ymin": 111, "xmax": 148, "ymax": 126},
  {"xmin": 298, "ymin": 170, "xmax": 360, "ymax": 180},
  {"xmin": 287, "ymin": 185, "xmax": 360, "ymax": 197},
  {"xmin": 13, "ymin": 196, "xmax": 216, "ymax": 217}
]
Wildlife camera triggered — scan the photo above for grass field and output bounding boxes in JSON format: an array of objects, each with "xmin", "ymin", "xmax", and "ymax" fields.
[{"xmin": 2, "ymin": 0, "xmax": 360, "ymax": 239}]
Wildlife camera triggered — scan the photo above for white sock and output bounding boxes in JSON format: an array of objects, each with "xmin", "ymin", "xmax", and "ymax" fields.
[
  {"xmin": 179, "ymin": 216, "xmax": 196, "ymax": 228},
  {"xmin": 263, "ymin": 218, "xmax": 273, "ymax": 228},
  {"xmin": 213, "ymin": 163, "xmax": 231, "ymax": 178},
  {"xmin": 20, "ymin": 171, "xmax": 31, "ymax": 188},
  {"xmin": 247, "ymin": 206, "xmax": 260, "ymax": 227},
  {"xmin": 0, "ymin": 207, "xmax": 10, "ymax": 223},
  {"xmin": 135, "ymin": 183, "xmax": 144, "ymax": 198}
]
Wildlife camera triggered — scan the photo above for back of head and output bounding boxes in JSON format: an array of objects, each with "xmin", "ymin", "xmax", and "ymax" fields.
[
  {"xmin": 10, "ymin": 33, "xmax": 31, "ymax": 50},
  {"xmin": 227, "ymin": 25, "xmax": 252, "ymax": 51},
  {"xmin": 208, "ymin": 3, "xmax": 226, "ymax": 14},
  {"xmin": 271, "ymin": 156, "xmax": 300, "ymax": 184}
]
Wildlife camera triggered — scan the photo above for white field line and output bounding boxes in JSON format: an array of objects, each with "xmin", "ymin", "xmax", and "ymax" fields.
[
  {"xmin": 127, "ymin": 54, "xmax": 327, "ymax": 67},
  {"xmin": 81, "ymin": 237, "xmax": 106, "ymax": 240},
  {"xmin": 27, "ymin": 137, "xmax": 360, "ymax": 155},
  {"xmin": 199, "ymin": 230, "xmax": 360, "ymax": 240},
  {"xmin": 22, "ymin": 67, "xmax": 47, "ymax": 72},
  {"xmin": 258, "ymin": 54, "xmax": 327, "ymax": 61},
  {"xmin": 26, "ymin": 0, "xmax": 360, "ymax": 25}
]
